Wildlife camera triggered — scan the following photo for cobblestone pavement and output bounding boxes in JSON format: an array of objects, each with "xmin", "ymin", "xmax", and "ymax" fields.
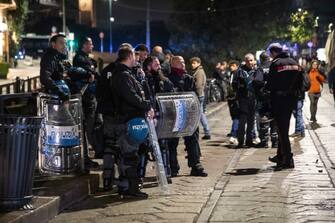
[
  {"xmin": 303, "ymin": 86, "xmax": 335, "ymax": 171},
  {"xmin": 49, "ymin": 96, "xmax": 335, "ymax": 223}
]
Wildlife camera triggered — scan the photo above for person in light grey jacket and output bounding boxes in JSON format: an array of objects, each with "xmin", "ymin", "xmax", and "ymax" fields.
[{"xmin": 191, "ymin": 57, "xmax": 211, "ymax": 140}]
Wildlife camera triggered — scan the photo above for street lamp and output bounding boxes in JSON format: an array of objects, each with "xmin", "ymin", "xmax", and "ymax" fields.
[
  {"xmin": 314, "ymin": 16, "xmax": 319, "ymax": 28},
  {"xmin": 109, "ymin": 0, "xmax": 117, "ymax": 53},
  {"xmin": 328, "ymin": 23, "xmax": 334, "ymax": 33}
]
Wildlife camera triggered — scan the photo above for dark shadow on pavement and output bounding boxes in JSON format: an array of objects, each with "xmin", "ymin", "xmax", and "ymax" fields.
[
  {"xmin": 331, "ymin": 123, "xmax": 335, "ymax": 128},
  {"xmin": 143, "ymin": 176, "xmax": 157, "ymax": 182},
  {"xmin": 226, "ymin": 168, "xmax": 261, "ymax": 175},
  {"xmin": 306, "ymin": 122, "xmax": 322, "ymax": 130},
  {"xmin": 206, "ymin": 140, "xmax": 226, "ymax": 144},
  {"xmin": 206, "ymin": 143, "xmax": 222, "ymax": 147},
  {"xmin": 225, "ymin": 144, "xmax": 237, "ymax": 149},
  {"xmin": 61, "ymin": 191, "xmax": 146, "ymax": 213},
  {"xmin": 143, "ymin": 182, "xmax": 158, "ymax": 188}
]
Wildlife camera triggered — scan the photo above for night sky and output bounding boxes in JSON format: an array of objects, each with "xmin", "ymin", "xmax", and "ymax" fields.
[{"xmin": 112, "ymin": 0, "xmax": 173, "ymax": 25}]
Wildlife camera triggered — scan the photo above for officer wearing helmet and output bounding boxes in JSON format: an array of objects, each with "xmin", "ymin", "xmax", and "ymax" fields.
[
  {"xmin": 100, "ymin": 44, "xmax": 154, "ymax": 198},
  {"xmin": 266, "ymin": 43, "xmax": 303, "ymax": 169}
]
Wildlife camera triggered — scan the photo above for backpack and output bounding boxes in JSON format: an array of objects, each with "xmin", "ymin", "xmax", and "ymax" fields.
[{"xmin": 302, "ymin": 71, "xmax": 311, "ymax": 92}]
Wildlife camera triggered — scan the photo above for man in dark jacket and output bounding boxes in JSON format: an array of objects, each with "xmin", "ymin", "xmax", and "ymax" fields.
[
  {"xmin": 168, "ymin": 56, "xmax": 208, "ymax": 177},
  {"xmin": 72, "ymin": 37, "xmax": 100, "ymax": 168},
  {"xmin": 233, "ymin": 53, "xmax": 257, "ymax": 148},
  {"xmin": 152, "ymin": 45, "xmax": 171, "ymax": 76},
  {"xmin": 138, "ymin": 56, "xmax": 174, "ymax": 181},
  {"xmin": 227, "ymin": 60, "xmax": 240, "ymax": 145},
  {"xmin": 40, "ymin": 34, "xmax": 70, "ymax": 101},
  {"xmin": 290, "ymin": 71, "xmax": 310, "ymax": 138},
  {"xmin": 253, "ymin": 52, "xmax": 278, "ymax": 148},
  {"xmin": 266, "ymin": 43, "xmax": 303, "ymax": 169},
  {"xmin": 101, "ymin": 45, "xmax": 154, "ymax": 198},
  {"xmin": 134, "ymin": 44, "xmax": 149, "ymax": 65}
]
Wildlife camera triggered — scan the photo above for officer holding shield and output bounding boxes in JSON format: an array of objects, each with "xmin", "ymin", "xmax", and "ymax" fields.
[{"xmin": 101, "ymin": 45, "xmax": 154, "ymax": 198}]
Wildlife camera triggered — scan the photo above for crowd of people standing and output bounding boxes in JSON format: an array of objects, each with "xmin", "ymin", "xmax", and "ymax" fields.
[{"xmin": 40, "ymin": 34, "xmax": 335, "ymax": 199}]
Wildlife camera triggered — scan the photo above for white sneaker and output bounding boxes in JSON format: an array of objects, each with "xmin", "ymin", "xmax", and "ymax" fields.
[
  {"xmin": 253, "ymin": 137, "xmax": 261, "ymax": 144},
  {"xmin": 229, "ymin": 137, "xmax": 238, "ymax": 145}
]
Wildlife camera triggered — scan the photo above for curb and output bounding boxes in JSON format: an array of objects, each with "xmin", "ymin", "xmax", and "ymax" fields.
[{"xmin": 0, "ymin": 174, "xmax": 99, "ymax": 223}]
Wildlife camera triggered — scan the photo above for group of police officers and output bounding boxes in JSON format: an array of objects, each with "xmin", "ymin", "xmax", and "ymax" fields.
[
  {"xmin": 40, "ymin": 34, "xmax": 208, "ymax": 199},
  {"xmin": 40, "ymin": 34, "xmax": 303, "ymax": 199}
]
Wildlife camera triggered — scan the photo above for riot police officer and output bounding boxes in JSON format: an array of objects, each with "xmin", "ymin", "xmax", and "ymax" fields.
[
  {"xmin": 138, "ymin": 56, "xmax": 174, "ymax": 181},
  {"xmin": 100, "ymin": 45, "xmax": 154, "ymax": 198},
  {"xmin": 168, "ymin": 56, "xmax": 208, "ymax": 177},
  {"xmin": 266, "ymin": 43, "xmax": 303, "ymax": 169},
  {"xmin": 40, "ymin": 34, "xmax": 70, "ymax": 100},
  {"xmin": 72, "ymin": 37, "xmax": 100, "ymax": 169},
  {"xmin": 253, "ymin": 52, "xmax": 278, "ymax": 148}
]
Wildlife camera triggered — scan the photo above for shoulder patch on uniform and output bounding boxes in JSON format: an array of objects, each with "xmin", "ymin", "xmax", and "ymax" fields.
[{"xmin": 276, "ymin": 65, "xmax": 300, "ymax": 72}]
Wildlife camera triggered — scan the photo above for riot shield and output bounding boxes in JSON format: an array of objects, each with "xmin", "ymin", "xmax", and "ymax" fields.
[
  {"xmin": 155, "ymin": 92, "xmax": 201, "ymax": 139},
  {"xmin": 146, "ymin": 116, "xmax": 169, "ymax": 195},
  {"xmin": 37, "ymin": 94, "xmax": 84, "ymax": 175}
]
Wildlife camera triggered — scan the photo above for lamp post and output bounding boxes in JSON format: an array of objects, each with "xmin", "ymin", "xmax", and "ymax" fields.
[
  {"xmin": 307, "ymin": 41, "xmax": 313, "ymax": 58},
  {"xmin": 146, "ymin": 0, "xmax": 150, "ymax": 51},
  {"xmin": 62, "ymin": 0, "xmax": 66, "ymax": 34},
  {"xmin": 328, "ymin": 23, "xmax": 334, "ymax": 33},
  {"xmin": 109, "ymin": 0, "xmax": 117, "ymax": 53}
]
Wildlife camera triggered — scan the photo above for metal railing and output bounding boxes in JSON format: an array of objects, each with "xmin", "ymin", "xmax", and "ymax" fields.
[{"xmin": 0, "ymin": 76, "xmax": 40, "ymax": 95}]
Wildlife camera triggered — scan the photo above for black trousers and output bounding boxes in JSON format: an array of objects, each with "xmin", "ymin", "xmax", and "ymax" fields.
[
  {"xmin": 271, "ymin": 95, "xmax": 296, "ymax": 162},
  {"xmin": 82, "ymin": 96, "xmax": 97, "ymax": 160},
  {"xmin": 169, "ymin": 128, "xmax": 201, "ymax": 173},
  {"xmin": 259, "ymin": 120, "xmax": 278, "ymax": 145},
  {"xmin": 237, "ymin": 98, "xmax": 255, "ymax": 145},
  {"xmin": 102, "ymin": 116, "xmax": 140, "ymax": 192}
]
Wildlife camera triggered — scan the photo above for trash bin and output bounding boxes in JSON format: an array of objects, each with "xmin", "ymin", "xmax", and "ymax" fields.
[
  {"xmin": 155, "ymin": 92, "xmax": 201, "ymax": 139},
  {"xmin": 0, "ymin": 115, "xmax": 42, "ymax": 210}
]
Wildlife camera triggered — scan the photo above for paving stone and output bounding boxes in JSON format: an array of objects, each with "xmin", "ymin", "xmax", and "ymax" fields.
[{"xmin": 48, "ymin": 97, "xmax": 335, "ymax": 222}]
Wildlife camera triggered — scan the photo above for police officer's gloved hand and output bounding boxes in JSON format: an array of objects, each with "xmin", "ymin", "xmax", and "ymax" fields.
[
  {"xmin": 147, "ymin": 108, "xmax": 155, "ymax": 120},
  {"xmin": 58, "ymin": 91, "xmax": 70, "ymax": 102}
]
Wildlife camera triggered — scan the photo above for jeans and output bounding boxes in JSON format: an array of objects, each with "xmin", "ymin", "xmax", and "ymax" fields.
[
  {"xmin": 199, "ymin": 96, "xmax": 211, "ymax": 136},
  {"xmin": 292, "ymin": 100, "xmax": 304, "ymax": 134},
  {"xmin": 231, "ymin": 119, "xmax": 239, "ymax": 137}
]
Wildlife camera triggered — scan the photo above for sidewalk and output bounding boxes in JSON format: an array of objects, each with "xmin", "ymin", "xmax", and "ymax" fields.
[
  {"xmin": 46, "ymin": 99, "xmax": 335, "ymax": 223},
  {"xmin": 302, "ymin": 84, "xmax": 335, "ymax": 176},
  {"xmin": 0, "ymin": 61, "xmax": 40, "ymax": 86},
  {"xmin": 0, "ymin": 103, "xmax": 226, "ymax": 223}
]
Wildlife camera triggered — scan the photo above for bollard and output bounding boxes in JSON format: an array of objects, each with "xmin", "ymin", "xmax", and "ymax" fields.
[{"xmin": 14, "ymin": 77, "xmax": 21, "ymax": 93}]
